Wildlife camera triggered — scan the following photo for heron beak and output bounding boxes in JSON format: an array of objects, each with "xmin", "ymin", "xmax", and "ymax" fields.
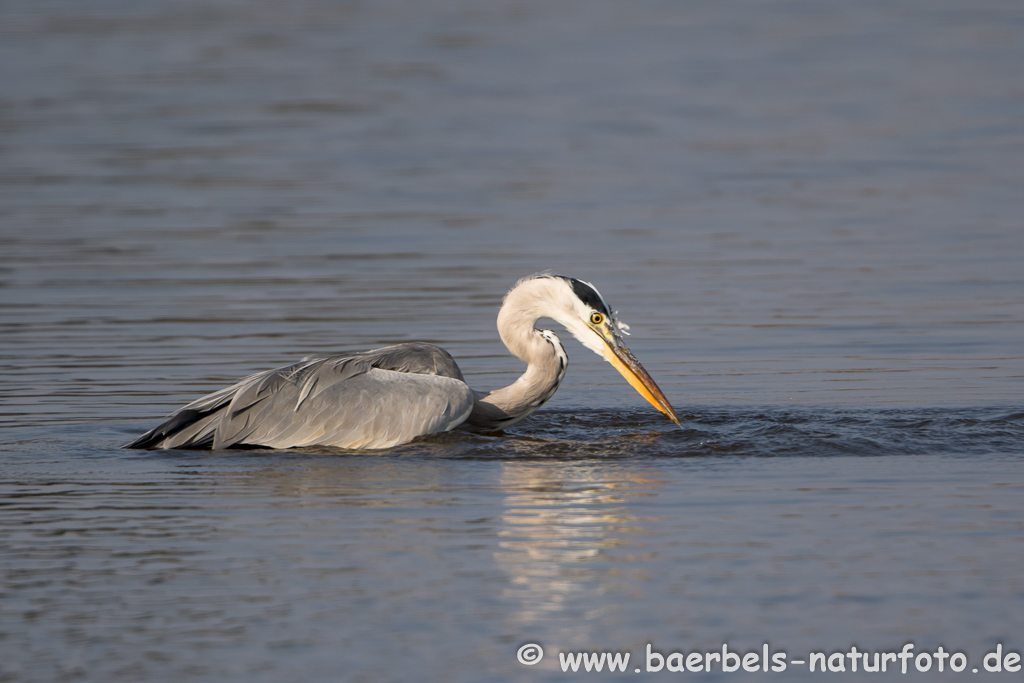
[{"xmin": 598, "ymin": 333, "xmax": 682, "ymax": 426}]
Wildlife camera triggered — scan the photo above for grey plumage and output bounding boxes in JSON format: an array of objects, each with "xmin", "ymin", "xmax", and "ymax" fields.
[
  {"xmin": 125, "ymin": 275, "xmax": 680, "ymax": 451},
  {"xmin": 125, "ymin": 343, "xmax": 474, "ymax": 450}
]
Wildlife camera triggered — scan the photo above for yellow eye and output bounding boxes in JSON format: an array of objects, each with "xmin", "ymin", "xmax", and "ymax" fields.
[{"xmin": 590, "ymin": 312, "xmax": 604, "ymax": 325}]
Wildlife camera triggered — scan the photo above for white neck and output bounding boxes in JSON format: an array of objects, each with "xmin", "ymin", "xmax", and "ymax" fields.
[{"xmin": 466, "ymin": 278, "xmax": 572, "ymax": 430}]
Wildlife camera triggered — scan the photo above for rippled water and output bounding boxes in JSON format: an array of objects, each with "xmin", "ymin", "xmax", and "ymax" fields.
[{"xmin": 2, "ymin": 0, "xmax": 1024, "ymax": 680}]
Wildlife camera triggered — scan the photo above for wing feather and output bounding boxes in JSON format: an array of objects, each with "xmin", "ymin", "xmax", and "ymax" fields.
[
  {"xmin": 213, "ymin": 369, "xmax": 472, "ymax": 449},
  {"xmin": 124, "ymin": 343, "xmax": 474, "ymax": 450}
]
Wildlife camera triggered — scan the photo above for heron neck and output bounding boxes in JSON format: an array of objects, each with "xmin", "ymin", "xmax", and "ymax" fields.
[
  {"xmin": 467, "ymin": 330, "xmax": 567, "ymax": 430},
  {"xmin": 466, "ymin": 284, "xmax": 569, "ymax": 430}
]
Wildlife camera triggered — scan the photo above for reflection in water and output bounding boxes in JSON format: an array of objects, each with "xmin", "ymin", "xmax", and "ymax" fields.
[{"xmin": 493, "ymin": 461, "xmax": 664, "ymax": 653}]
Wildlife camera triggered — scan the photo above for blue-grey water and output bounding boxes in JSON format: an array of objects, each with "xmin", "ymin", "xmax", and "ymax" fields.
[{"xmin": 2, "ymin": 0, "xmax": 1023, "ymax": 681}]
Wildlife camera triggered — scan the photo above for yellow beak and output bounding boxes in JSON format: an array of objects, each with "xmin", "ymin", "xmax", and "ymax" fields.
[{"xmin": 598, "ymin": 334, "xmax": 681, "ymax": 426}]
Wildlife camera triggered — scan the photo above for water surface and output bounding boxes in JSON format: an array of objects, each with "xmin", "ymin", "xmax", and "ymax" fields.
[{"xmin": 1, "ymin": 0, "xmax": 1023, "ymax": 680}]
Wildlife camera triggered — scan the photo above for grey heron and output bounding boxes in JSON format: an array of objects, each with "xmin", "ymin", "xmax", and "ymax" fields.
[{"xmin": 125, "ymin": 274, "xmax": 681, "ymax": 450}]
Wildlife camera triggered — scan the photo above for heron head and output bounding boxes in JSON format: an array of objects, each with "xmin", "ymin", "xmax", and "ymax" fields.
[{"xmin": 521, "ymin": 274, "xmax": 682, "ymax": 426}]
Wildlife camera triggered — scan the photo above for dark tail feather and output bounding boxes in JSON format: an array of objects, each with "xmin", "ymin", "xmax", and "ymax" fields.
[{"xmin": 123, "ymin": 409, "xmax": 207, "ymax": 449}]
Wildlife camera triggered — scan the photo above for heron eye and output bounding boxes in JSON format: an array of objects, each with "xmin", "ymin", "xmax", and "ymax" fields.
[{"xmin": 590, "ymin": 312, "xmax": 604, "ymax": 325}]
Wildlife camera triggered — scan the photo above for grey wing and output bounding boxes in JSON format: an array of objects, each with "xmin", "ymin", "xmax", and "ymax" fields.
[
  {"xmin": 362, "ymin": 341, "xmax": 466, "ymax": 381},
  {"xmin": 124, "ymin": 343, "xmax": 475, "ymax": 450}
]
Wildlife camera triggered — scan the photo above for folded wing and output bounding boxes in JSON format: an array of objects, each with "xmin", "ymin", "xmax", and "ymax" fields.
[{"xmin": 124, "ymin": 343, "xmax": 475, "ymax": 450}]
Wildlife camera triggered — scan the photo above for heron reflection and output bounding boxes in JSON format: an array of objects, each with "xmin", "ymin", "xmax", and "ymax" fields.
[{"xmin": 125, "ymin": 274, "xmax": 680, "ymax": 450}]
